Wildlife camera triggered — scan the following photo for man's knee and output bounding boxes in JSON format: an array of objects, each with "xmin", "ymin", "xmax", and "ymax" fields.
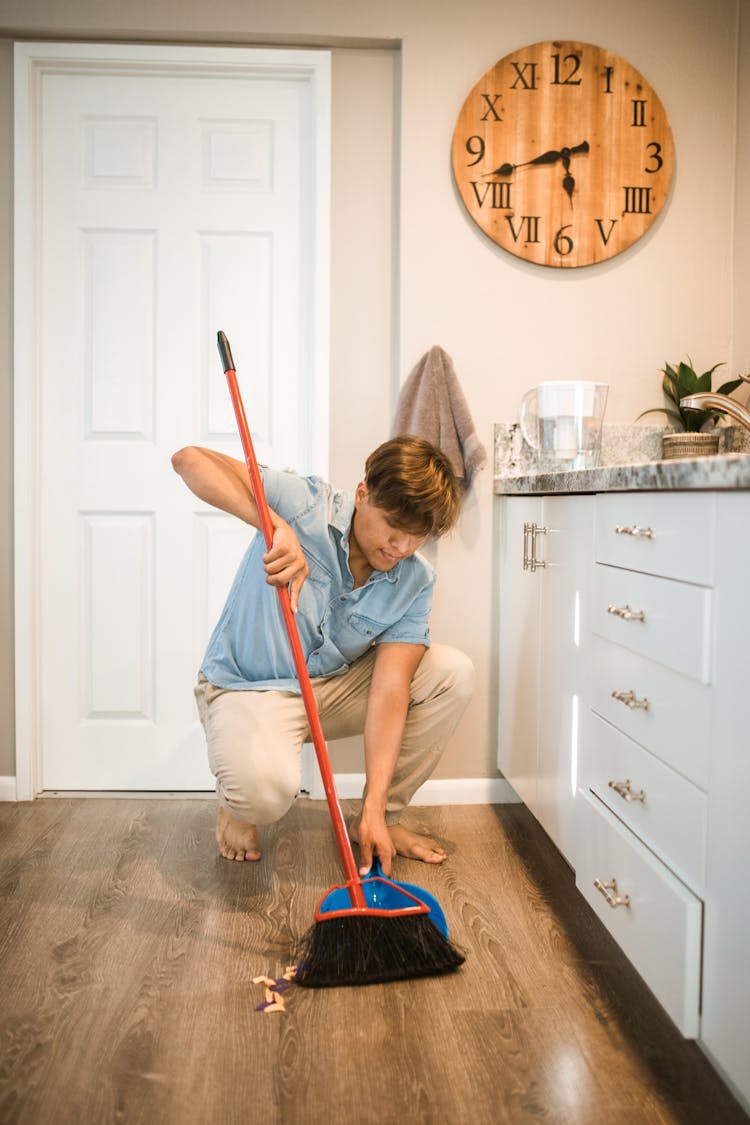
[
  {"xmin": 221, "ymin": 760, "xmax": 299, "ymax": 825},
  {"xmin": 417, "ymin": 644, "xmax": 475, "ymax": 711},
  {"xmin": 198, "ymin": 682, "xmax": 303, "ymax": 825}
]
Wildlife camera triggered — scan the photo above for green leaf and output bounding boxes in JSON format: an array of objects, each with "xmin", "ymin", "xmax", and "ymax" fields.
[
  {"xmin": 636, "ymin": 406, "xmax": 685, "ymax": 428},
  {"xmin": 661, "ymin": 362, "xmax": 679, "ymax": 388},
  {"xmin": 662, "ymin": 371, "xmax": 681, "ymax": 406},
  {"xmin": 716, "ymin": 377, "xmax": 743, "ymax": 395},
  {"xmin": 678, "ymin": 362, "xmax": 698, "ymax": 392},
  {"xmin": 694, "ymin": 370, "xmax": 713, "ymax": 392}
]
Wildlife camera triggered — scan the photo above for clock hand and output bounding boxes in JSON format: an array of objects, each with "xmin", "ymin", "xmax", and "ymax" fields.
[
  {"xmin": 484, "ymin": 140, "xmax": 589, "ymax": 178},
  {"xmin": 484, "ymin": 149, "xmax": 561, "ymax": 177},
  {"xmin": 567, "ymin": 141, "xmax": 590, "ymax": 157},
  {"xmin": 560, "ymin": 143, "xmax": 589, "ymax": 206},
  {"xmin": 562, "ymin": 152, "xmax": 575, "ymax": 206}
]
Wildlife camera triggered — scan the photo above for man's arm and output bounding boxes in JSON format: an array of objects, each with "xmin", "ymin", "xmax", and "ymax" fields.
[
  {"xmin": 171, "ymin": 446, "xmax": 309, "ymax": 611},
  {"xmin": 356, "ymin": 642, "xmax": 426, "ymax": 876},
  {"xmin": 171, "ymin": 446, "xmax": 260, "ymax": 524}
]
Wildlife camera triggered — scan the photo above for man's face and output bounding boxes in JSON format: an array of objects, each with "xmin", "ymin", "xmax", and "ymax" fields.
[{"xmin": 351, "ymin": 484, "xmax": 428, "ymax": 572}]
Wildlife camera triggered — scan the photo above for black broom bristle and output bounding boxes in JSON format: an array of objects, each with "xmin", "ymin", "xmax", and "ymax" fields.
[{"xmin": 293, "ymin": 914, "xmax": 465, "ymax": 988}]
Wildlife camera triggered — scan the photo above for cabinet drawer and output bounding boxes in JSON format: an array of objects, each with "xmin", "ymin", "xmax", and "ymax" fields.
[
  {"xmin": 594, "ymin": 492, "xmax": 715, "ymax": 584},
  {"xmin": 593, "ymin": 564, "xmax": 712, "ymax": 682},
  {"xmin": 590, "ymin": 636, "xmax": 711, "ymax": 790},
  {"xmin": 575, "ymin": 789, "xmax": 702, "ymax": 1037},
  {"xmin": 582, "ymin": 713, "xmax": 707, "ymax": 895}
]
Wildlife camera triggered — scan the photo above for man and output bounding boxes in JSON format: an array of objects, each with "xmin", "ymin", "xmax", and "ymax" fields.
[{"xmin": 171, "ymin": 435, "xmax": 474, "ymax": 877}]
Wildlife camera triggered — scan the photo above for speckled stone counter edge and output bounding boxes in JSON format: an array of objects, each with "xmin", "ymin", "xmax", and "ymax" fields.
[{"xmin": 493, "ymin": 422, "xmax": 750, "ymax": 494}]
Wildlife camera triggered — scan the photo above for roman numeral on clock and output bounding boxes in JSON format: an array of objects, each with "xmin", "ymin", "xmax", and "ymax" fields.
[
  {"xmin": 631, "ymin": 99, "xmax": 647, "ymax": 126},
  {"xmin": 623, "ymin": 186, "xmax": 652, "ymax": 214},
  {"xmin": 469, "ymin": 180, "xmax": 512, "ymax": 209},
  {"xmin": 595, "ymin": 218, "xmax": 618, "ymax": 245},
  {"xmin": 510, "ymin": 62, "xmax": 538, "ymax": 90},
  {"xmin": 506, "ymin": 215, "xmax": 540, "ymax": 243},
  {"xmin": 479, "ymin": 93, "xmax": 503, "ymax": 122}
]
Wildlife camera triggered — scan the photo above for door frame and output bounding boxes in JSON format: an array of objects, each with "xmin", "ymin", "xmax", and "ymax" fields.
[{"xmin": 13, "ymin": 41, "xmax": 331, "ymax": 800}]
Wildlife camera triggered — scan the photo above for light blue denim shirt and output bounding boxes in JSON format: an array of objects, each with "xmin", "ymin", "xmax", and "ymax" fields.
[{"xmin": 200, "ymin": 466, "xmax": 435, "ymax": 692}]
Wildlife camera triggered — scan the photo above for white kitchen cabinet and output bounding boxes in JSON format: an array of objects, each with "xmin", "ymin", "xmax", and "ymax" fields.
[
  {"xmin": 496, "ymin": 481, "xmax": 750, "ymax": 1110},
  {"xmin": 497, "ymin": 494, "xmax": 592, "ymax": 864},
  {"xmin": 700, "ymin": 492, "xmax": 750, "ymax": 1108},
  {"xmin": 578, "ymin": 491, "xmax": 712, "ymax": 1036},
  {"xmin": 497, "ymin": 495, "xmax": 542, "ymax": 811},
  {"xmin": 576, "ymin": 787, "xmax": 702, "ymax": 1037}
]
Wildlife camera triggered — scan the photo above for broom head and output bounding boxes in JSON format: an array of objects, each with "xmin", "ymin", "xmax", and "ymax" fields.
[{"xmin": 294, "ymin": 864, "xmax": 465, "ymax": 988}]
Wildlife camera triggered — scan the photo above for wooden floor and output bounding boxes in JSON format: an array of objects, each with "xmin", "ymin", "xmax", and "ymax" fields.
[{"xmin": 0, "ymin": 798, "xmax": 747, "ymax": 1125}]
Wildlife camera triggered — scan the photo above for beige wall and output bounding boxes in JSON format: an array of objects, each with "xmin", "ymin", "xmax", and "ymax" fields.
[
  {"xmin": 1, "ymin": 0, "xmax": 747, "ymax": 786},
  {"xmin": 735, "ymin": 2, "xmax": 750, "ymax": 373}
]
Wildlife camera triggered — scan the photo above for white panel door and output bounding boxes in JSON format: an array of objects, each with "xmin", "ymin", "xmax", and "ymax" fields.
[{"xmin": 20, "ymin": 45, "xmax": 329, "ymax": 790}]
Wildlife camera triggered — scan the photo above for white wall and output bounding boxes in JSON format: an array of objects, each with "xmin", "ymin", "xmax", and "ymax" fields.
[
  {"xmin": 0, "ymin": 0, "xmax": 747, "ymax": 785},
  {"xmin": 734, "ymin": 0, "xmax": 750, "ymax": 373}
]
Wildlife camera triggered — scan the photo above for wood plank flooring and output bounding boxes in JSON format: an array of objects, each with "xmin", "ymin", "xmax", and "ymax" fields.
[{"xmin": 0, "ymin": 797, "xmax": 747, "ymax": 1125}]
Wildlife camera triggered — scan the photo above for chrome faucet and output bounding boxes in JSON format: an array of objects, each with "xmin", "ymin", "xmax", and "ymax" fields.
[{"xmin": 681, "ymin": 373, "xmax": 750, "ymax": 433}]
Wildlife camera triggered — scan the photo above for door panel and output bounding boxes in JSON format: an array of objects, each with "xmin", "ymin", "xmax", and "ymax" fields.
[
  {"xmin": 497, "ymin": 496, "xmax": 543, "ymax": 810},
  {"xmin": 536, "ymin": 495, "xmax": 593, "ymax": 863}
]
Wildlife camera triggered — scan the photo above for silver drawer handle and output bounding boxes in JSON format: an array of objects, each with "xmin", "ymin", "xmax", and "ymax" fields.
[
  {"xmin": 611, "ymin": 689, "xmax": 650, "ymax": 711},
  {"xmin": 614, "ymin": 525, "xmax": 655, "ymax": 539},
  {"xmin": 523, "ymin": 522, "xmax": 548, "ymax": 572},
  {"xmin": 593, "ymin": 877, "xmax": 631, "ymax": 909},
  {"xmin": 530, "ymin": 523, "xmax": 547, "ymax": 572},
  {"xmin": 607, "ymin": 604, "xmax": 646, "ymax": 622},
  {"xmin": 608, "ymin": 778, "xmax": 646, "ymax": 803}
]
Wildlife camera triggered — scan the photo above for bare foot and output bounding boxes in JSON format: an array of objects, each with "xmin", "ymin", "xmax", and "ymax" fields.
[
  {"xmin": 350, "ymin": 821, "xmax": 448, "ymax": 865},
  {"xmin": 216, "ymin": 805, "xmax": 261, "ymax": 862},
  {"xmin": 388, "ymin": 824, "xmax": 447, "ymax": 864}
]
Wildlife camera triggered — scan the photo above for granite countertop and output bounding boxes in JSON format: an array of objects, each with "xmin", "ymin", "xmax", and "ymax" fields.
[{"xmin": 493, "ymin": 423, "xmax": 750, "ymax": 495}]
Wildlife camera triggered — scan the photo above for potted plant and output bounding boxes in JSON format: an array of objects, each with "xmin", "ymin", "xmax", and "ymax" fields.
[{"xmin": 638, "ymin": 358, "xmax": 744, "ymax": 459}]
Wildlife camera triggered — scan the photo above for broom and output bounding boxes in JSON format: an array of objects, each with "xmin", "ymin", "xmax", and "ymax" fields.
[{"xmin": 217, "ymin": 331, "xmax": 464, "ymax": 988}]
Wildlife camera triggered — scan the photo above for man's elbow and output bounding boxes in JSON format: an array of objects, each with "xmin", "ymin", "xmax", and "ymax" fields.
[{"xmin": 171, "ymin": 446, "xmax": 198, "ymax": 477}]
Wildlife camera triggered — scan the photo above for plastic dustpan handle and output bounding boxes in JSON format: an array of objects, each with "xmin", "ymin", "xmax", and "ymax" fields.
[{"xmin": 217, "ymin": 332, "xmax": 364, "ymax": 906}]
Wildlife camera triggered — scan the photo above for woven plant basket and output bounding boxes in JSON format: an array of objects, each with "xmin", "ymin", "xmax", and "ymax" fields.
[{"xmin": 662, "ymin": 432, "xmax": 720, "ymax": 460}]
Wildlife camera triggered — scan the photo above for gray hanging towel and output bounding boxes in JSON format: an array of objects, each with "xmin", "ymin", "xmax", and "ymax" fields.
[{"xmin": 392, "ymin": 345, "xmax": 487, "ymax": 490}]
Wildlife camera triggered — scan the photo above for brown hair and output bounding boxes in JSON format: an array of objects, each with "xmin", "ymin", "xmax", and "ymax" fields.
[{"xmin": 364, "ymin": 435, "xmax": 461, "ymax": 537}]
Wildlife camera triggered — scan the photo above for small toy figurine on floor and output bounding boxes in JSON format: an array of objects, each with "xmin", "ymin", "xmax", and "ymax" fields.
[{"xmin": 253, "ymin": 966, "xmax": 298, "ymax": 1013}]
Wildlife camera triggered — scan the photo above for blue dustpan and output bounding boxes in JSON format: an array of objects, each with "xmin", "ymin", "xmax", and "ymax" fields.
[{"xmin": 315, "ymin": 857, "xmax": 450, "ymax": 938}]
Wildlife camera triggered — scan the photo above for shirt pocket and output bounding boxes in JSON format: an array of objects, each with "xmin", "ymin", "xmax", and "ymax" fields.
[
  {"xmin": 349, "ymin": 612, "xmax": 382, "ymax": 640},
  {"xmin": 329, "ymin": 610, "xmax": 383, "ymax": 663}
]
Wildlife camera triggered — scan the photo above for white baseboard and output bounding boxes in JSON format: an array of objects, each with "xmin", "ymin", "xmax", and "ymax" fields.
[
  {"xmin": 0, "ymin": 776, "xmax": 18, "ymax": 801},
  {"xmin": 0, "ymin": 773, "xmax": 520, "ymax": 807},
  {"xmin": 306, "ymin": 772, "xmax": 520, "ymax": 805}
]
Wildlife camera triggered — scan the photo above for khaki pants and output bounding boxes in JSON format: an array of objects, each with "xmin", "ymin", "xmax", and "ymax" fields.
[{"xmin": 194, "ymin": 644, "xmax": 474, "ymax": 826}]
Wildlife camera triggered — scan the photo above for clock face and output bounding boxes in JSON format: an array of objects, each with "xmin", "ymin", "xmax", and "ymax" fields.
[{"xmin": 451, "ymin": 41, "xmax": 675, "ymax": 267}]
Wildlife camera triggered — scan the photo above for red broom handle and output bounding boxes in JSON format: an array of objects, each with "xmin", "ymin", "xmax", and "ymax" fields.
[{"xmin": 217, "ymin": 332, "xmax": 364, "ymax": 905}]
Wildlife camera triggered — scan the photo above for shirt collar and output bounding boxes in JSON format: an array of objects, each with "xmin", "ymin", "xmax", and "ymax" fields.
[
  {"xmin": 330, "ymin": 492, "xmax": 401, "ymax": 584},
  {"xmin": 331, "ymin": 491, "xmax": 354, "ymax": 537}
]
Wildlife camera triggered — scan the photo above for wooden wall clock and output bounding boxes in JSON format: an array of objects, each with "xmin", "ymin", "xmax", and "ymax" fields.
[{"xmin": 451, "ymin": 41, "xmax": 675, "ymax": 268}]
